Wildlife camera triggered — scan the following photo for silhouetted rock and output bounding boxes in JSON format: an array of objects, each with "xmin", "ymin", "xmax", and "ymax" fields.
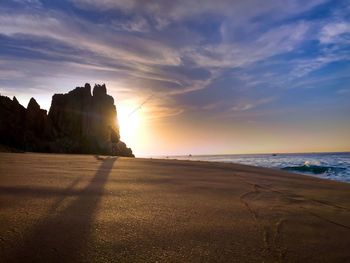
[
  {"xmin": 0, "ymin": 95, "xmax": 26, "ymax": 150},
  {"xmin": 0, "ymin": 84, "xmax": 134, "ymax": 157},
  {"xmin": 50, "ymin": 84, "xmax": 95, "ymax": 138},
  {"xmin": 115, "ymin": 141, "xmax": 133, "ymax": 157},
  {"xmin": 93, "ymin": 83, "xmax": 107, "ymax": 97},
  {"xmin": 26, "ymin": 98, "xmax": 47, "ymax": 135},
  {"xmin": 48, "ymin": 83, "xmax": 127, "ymax": 155},
  {"xmin": 25, "ymin": 98, "xmax": 53, "ymax": 152}
]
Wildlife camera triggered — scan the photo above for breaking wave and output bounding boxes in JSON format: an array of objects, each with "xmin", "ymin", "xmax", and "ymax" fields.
[
  {"xmin": 167, "ymin": 153, "xmax": 350, "ymax": 182},
  {"xmin": 282, "ymin": 164, "xmax": 346, "ymax": 174}
]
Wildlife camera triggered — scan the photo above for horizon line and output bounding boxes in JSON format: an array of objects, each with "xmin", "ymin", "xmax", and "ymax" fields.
[{"xmin": 145, "ymin": 150, "xmax": 350, "ymax": 157}]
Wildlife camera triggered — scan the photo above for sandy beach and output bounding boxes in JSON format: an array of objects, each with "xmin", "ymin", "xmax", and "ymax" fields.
[{"xmin": 0, "ymin": 152, "xmax": 349, "ymax": 262}]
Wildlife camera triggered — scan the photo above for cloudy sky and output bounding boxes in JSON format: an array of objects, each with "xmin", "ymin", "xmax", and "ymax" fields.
[{"xmin": 1, "ymin": 0, "xmax": 350, "ymax": 156}]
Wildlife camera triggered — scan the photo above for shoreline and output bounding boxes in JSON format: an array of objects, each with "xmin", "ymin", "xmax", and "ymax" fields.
[
  {"xmin": 150, "ymin": 151, "xmax": 350, "ymax": 158},
  {"xmin": 156, "ymin": 152, "xmax": 350, "ymax": 183},
  {"xmin": 1, "ymin": 152, "xmax": 349, "ymax": 262},
  {"xmin": 4, "ymin": 151, "xmax": 349, "ymax": 184},
  {"xmin": 2, "ymin": 150, "xmax": 350, "ymax": 184}
]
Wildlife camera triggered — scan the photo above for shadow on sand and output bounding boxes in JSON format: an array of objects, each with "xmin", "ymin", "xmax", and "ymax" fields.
[{"xmin": 6, "ymin": 156, "xmax": 117, "ymax": 262}]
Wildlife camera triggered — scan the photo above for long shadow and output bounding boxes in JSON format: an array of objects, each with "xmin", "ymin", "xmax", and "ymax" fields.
[
  {"xmin": 0, "ymin": 183, "xmax": 119, "ymax": 198},
  {"xmin": 0, "ymin": 178, "xmax": 84, "ymax": 197},
  {"xmin": 5, "ymin": 156, "xmax": 117, "ymax": 263}
]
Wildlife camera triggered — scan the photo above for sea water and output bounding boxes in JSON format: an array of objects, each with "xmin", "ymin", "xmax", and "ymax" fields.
[{"xmin": 165, "ymin": 152, "xmax": 350, "ymax": 183}]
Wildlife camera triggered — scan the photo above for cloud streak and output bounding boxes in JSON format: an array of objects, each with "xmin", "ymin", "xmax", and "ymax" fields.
[{"xmin": 0, "ymin": 0, "xmax": 349, "ymax": 122}]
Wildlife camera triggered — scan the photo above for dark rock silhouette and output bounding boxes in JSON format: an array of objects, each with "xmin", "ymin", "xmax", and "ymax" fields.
[
  {"xmin": 0, "ymin": 96, "xmax": 26, "ymax": 150},
  {"xmin": 0, "ymin": 83, "xmax": 134, "ymax": 157}
]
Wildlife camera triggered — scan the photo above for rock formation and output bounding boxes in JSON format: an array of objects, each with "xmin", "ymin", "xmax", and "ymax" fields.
[
  {"xmin": 0, "ymin": 96, "xmax": 26, "ymax": 150},
  {"xmin": 0, "ymin": 83, "xmax": 134, "ymax": 157}
]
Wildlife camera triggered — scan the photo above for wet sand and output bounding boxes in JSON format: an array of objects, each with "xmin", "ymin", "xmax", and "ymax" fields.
[{"xmin": 0, "ymin": 152, "xmax": 349, "ymax": 262}]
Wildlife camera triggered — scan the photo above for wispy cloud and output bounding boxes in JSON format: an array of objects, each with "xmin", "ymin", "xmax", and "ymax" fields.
[
  {"xmin": 184, "ymin": 22, "xmax": 310, "ymax": 69},
  {"xmin": 12, "ymin": 0, "xmax": 42, "ymax": 7},
  {"xmin": 230, "ymin": 97, "xmax": 276, "ymax": 112},
  {"xmin": 0, "ymin": 0, "xmax": 349, "ymax": 122},
  {"xmin": 70, "ymin": 0, "xmax": 327, "ymax": 22},
  {"xmin": 320, "ymin": 22, "xmax": 350, "ymax": 44},
  {"xmin": 111, "ymin": 16, "xmax": 151, "ymax": 32}
]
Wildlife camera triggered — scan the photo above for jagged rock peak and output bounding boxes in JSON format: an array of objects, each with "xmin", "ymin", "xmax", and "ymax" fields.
[
  {"xmin": 13, "ymin": 96, "xmax": 19, "ymax": 104},
  {"xmin": 93, "ymin": 84, "xmax": 107, "ymax": 97},
  {"xmin": 68, "ymin": 84, "xmax": 92, "ymax": 97},
  {"xmin": 27, "ymin": 98, "xmax": 40, "ymax": 111},
  {"xmin": 0, "ymin": 83, "xmax": 134, "ymax": 157}
]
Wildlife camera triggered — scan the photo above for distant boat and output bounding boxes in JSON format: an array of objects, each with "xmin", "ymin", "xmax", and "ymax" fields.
[
  {"xmin": 272, "ymin": 154, "xmax": 277, "ymax": 156},
  {"xmin": 189, "ymin": 154, "xmax": 192, "ymax": 157}
]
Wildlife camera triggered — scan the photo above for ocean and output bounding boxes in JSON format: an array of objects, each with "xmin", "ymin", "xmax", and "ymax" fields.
[{"xmin": 164, "ymin": 152, "xmax": 350, "ymax": 183}]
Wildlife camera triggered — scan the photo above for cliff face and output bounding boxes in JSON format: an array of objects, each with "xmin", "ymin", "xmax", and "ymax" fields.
[
  {"xmin": 0, "ymin": 83, "xmax": 134, "ymax": 157},
  {"xmin": 0, "ymin": 96, "xmax": 26, "ymax": 150}
]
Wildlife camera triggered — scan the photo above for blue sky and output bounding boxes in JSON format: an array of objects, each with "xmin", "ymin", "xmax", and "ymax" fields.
[{"xmin": 0, "ymin": 0, "xmax": 349, "ymax": 155}]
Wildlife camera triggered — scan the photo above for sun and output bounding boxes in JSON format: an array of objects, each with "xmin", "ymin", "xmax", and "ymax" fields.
[{"xmin": 117, "ymin": 100, "xmax": 142, "ymax": 146}]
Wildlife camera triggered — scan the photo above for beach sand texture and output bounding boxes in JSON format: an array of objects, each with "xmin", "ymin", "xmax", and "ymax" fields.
[{"xmin": 0, "ymin": 153, "xmax": 349, "ymax": 262}]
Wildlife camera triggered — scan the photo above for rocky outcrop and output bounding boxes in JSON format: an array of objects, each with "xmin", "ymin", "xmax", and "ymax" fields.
[
  {"xmin": 0, "ymin": 83, "xmax": 134, "ymax": 157},
  {"xmin": 0, "ymin": 96, "xmax": 26, "ymax": 150},
  {"xmin": 24, "ymin": 98, "xmax": 53, "ymax": 151}
]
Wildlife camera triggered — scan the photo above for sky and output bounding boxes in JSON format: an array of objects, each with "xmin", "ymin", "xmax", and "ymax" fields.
[{"xmin": 0, "ymin": 0, "xmax": 350, "ymax": 156}]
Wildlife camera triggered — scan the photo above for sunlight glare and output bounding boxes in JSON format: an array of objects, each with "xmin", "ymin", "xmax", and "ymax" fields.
[{"xmin": 117, "ymin": 100, "xmax": 143, "ymax": 148}]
